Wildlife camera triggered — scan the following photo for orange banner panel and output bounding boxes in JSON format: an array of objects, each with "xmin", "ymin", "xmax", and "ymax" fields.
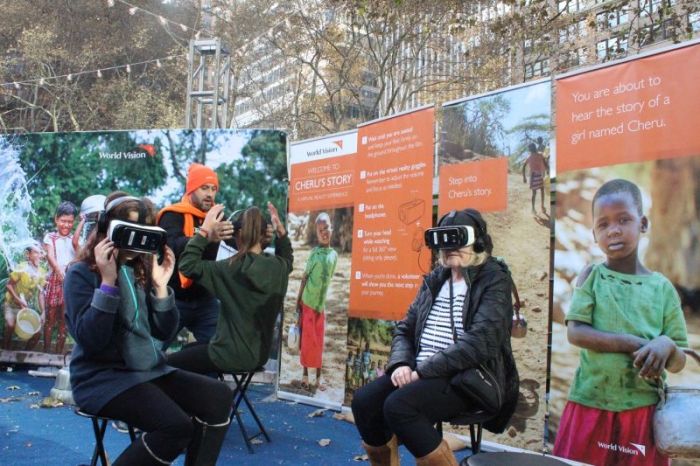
[
  {"xmin": 556, "ymin": 43, "xmax": 700, "ymax": 172},
  {"xmin": 289, "ymin": 155, "xmax": 356, "ymax": 211},
  {"xmin": 349, "ymin": 108, "xmax": 435, "ymax": 320},
  {"xmin": 438, "ymin": 157, "xmax": 508, "ymax": 216}
]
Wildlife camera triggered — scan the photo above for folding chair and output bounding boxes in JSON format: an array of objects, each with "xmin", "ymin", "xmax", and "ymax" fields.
[
  {"xmin": 436, "ymin": 409, "xmax": 495, "ymax": 456},
  {"xmin": 220, "ymin": 368, "xmax": 270, "ymax": 453},
  {"xmin": 75, "ymin": 409, "xmax": 136, "ymax": 466}
]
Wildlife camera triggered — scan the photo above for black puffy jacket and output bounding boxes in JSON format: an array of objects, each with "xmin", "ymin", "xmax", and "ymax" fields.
[{"xmin": 387, "ymin": 256, "xmax": 519, "ymax": 433}]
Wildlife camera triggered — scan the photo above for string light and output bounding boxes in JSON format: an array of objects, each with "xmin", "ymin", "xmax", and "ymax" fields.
[
  {"xmin": 158, "ymin": 15, "xmax": 167, "ymax": 26},
  {"xmin": 1, "ymin": 55, "xmax": 181, "ymax": 88},
  {"xmin": 107, "ymin": 0, "xmax": 114, "ymax": 7},
  {"xmin": 129, "ymin": 6, "xmax": 137, "ymax": 15},
  {"xmin": 180, "ymin": 24, "xmax": 188, "ymax": 32}
]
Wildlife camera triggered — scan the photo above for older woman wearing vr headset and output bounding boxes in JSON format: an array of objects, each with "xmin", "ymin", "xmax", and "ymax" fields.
[
  {"xmin": 351, "ymin": 208, "xmax": 519, "ymax": 465},
  {"xmin": 64, "ymin": 192, "xmax": 234, "ymax": 466}
]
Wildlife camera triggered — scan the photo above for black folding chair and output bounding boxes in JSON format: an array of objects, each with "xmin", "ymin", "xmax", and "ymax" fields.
[
  {"xmin": 436, "ymin": 409, "xmax": 495, "ymax": 456},
  {"xmin": 219, "ymin": 368, "xmax": 270, "ymax": 453},
  {"xmin": 75, "ymin": 409, "xmax": 136, "ymax": 466}
]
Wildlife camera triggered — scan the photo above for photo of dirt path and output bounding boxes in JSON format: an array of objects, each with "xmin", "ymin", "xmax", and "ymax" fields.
[{"xmin": 278, "ymin": 210, "xmax": 352, "ymax": 407}]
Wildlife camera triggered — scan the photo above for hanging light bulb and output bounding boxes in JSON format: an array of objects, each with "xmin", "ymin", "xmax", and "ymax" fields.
[
  {"xmin": 39, "ymin": 77, "xmax": 45, "ymax": 85},
  {"xmin": 129, "ymin": 6, "xmax": 137, "ymax": 15},
  {"xmin": 107, "ymin": 0, "xmax": 114, "ymax": 7},
  {"xmin": 13, "ymin": 82, "xmax": 21, "ymax": 90},
  {"xmin": 159, "ymin": 16, "xmax": 167, "ymax": 25},
  {"xmin": 156, "ymin": 59, "xmax": 162, "ymax": 68},
  {"xmin": 67, "ymin": 74, "xmax": 73, "ymax": 81},
  {"xmin": 179, "ymin": 23, "xmax": 187, "ymax": 32},
  {"xmin": 195, "ymin": 31, "xmax": 201, "ymax": 40},
  {"xmin": 126, "ymin": 64, "xmax": 131, "ymax": 73},
  {"xmin": 97, "ymin": 69, "xmax": 103, "ymax": 78}
]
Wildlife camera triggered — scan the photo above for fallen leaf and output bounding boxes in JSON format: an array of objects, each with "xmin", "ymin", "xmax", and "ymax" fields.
[
  {"xmin": 0, "ymin": 397, "xmax": 22, "ymax": 403},
  {"xmin": 39, "ymin": 397, "xmax": 63, "ymax": 408},
  {"xmin": 27, "ymin": 391, "xmax": 40, "ymax": 396},
  {"xmin": 250, "ymin": 438, "xmax": 264, "ymax": 445},
  {"xmin": 353, "ymin": 454, "xmax": 369, "ymax": 461},
  {"xmin": 6, "ymin": 385, "xmax": 20, "ymax": 391},
  {"xmin": 318, "ymin": 438, "xmax": 331, "ymax": 447},
  {"xmin": 29, "ymin": 404, "xmax": 39, "ymax": 409},
  {"xmin": 308, "ymin": 408, "xmax": 326, "ymax": 418}
]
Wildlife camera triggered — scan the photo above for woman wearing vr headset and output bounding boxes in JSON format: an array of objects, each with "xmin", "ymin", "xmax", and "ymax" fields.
[
  {"xmin": 167, "ymin": 201, "xmax": 293, "ymax": 376},
  {"xmin": 351, "ymin": 208, "xmax": 519, "ymax": 465},
  {"xmin": 64, "ymin": 192, "xmax": 234, "ymax": 466}
]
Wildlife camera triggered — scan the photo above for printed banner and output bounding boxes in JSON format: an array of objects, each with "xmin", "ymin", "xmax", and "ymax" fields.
[
  {"xmin": 278, "ymin": 131, "xmax": 357, "ymax": 409},
  {"xmin": 551, "ymin": 43, "xmax": 700, "ymax": 464},
  {"xmin": 349, "ymin": 107, "xmax": 435, "ymax": 321},
  {"xmin": 0, "ymin": 129, "xmax": 287, "ymax": 365},
  {"xmin": 438, "ymin": 80, "xmax": 552, "ymax": 450}
]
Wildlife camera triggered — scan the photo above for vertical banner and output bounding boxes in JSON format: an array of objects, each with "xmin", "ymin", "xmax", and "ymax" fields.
[
  {"xmin": 439, "ymin": 80, "xmax": 552, "ymax": 450},
  {"xmin": 551, "ymin": 42, "xmax": 700, "ymax": 464},
  {"xmin": 278, "ymin": 131, "xmax": 357, "ymax": 409},
  {"xmin": 0, "ymin": 129, "xmax": 287, "ymax": 364},
  {"xmin": 344, "ymin": 107, "xmax": 435, "ymax": 405},
  {"xmin": 349, "ymin": 107, "xmax": 435, "ymax": 320}
]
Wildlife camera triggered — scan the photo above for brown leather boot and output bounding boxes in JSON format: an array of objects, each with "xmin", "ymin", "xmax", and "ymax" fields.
[
  {"xmin": 362, "ymin": 434, "xmax": 400, "ymax": 466},
  {"xmin": 416, "ymin": 439, "xmax": 458, "ymax": 466}
]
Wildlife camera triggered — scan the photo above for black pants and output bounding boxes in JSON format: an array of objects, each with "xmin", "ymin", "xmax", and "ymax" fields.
[
  {"xmin": 98, "ymin": 369, "xmax": 233, "ymax": 462},
  {"xmin": 166, "ymin": 341, "xmax": 221, "ymax": 374},
  {"xmin": 351, "ymin": 374, "xmax": 470, "ymax": 458}
]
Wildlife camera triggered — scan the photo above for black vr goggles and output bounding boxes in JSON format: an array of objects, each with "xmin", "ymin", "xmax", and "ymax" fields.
[{"xmin": 424, "ymin": 225, "xmax": 476, "ymax": 250}]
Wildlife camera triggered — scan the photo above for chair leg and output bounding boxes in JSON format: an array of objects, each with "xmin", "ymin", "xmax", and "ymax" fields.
[
  {"xmin": 469, "ymin": 424, "xmax": 483, "ymax": 454},
  {"xmin": 232, "ymin": 372, "xmax": 257, "ymax": 454},
  {"xmin": 90, "ymin": 418, "xmax": 109, "ymax": 466}
]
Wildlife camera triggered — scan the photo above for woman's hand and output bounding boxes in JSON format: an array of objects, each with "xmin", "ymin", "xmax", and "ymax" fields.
[
  {"xmin": 268, "ymin": 202, "xmax": 286, "ymax": 237},
  {"xmin": 151, "ymin": 246, "xmax": 175, "ymax": 297},
  {"xmin": 94, "ymin": 238, "xmax": 118, "ymax": 285},
  {"xmin": 390, "ymin": 365, "xmax": 417, "ymax": 388}
]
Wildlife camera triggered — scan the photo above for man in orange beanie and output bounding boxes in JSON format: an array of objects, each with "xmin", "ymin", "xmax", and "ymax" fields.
[{"xmin": 157, "ymin": 163, "xmax": 234, "ymax": 350}]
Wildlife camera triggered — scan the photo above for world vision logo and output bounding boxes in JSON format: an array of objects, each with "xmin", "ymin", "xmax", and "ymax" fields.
[
  {"xmin": 99, "ymin": 144, "xmax": 157, "ymax": 160},
  {"xmin": 332, "ymin": 139, "xmax": 343, "ymax": 149},
  {"xmin": 305, "ymin": 142, "xmax": 341, "ymax": 158},
  {"xmin": 596, "ymin": 441, "xmax": 646, "ymax": 456}
]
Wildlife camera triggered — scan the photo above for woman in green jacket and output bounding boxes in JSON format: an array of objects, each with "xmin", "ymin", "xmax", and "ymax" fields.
[{"xmin": 167, "ymin": 202, "xmax": 293, "ymax": 373}]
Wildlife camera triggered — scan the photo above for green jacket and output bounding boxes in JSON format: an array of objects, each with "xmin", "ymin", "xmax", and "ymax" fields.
[{"xmin": 179, "ymin": 234, "xmax": 293, "ymax": 371}]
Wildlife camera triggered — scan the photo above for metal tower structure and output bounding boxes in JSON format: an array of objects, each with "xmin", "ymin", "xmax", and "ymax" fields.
[{"xmin": 185, "ymin": 38, "xmax": 231, "ymax": 129}]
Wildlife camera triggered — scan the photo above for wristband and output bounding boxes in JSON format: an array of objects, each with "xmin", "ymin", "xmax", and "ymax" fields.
[
  {"xmin": 198, "ymin": 227, "xmax": 210, "ymax": 238},
  {"xmin": 99, "ymin": 283, "xmax": 119, "ymax": 297}
]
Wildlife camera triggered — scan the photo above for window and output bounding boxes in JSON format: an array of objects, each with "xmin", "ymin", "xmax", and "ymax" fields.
[
  {"xmin": 596, "ymin": 36, "xmax": 628, "ymax": 60},
  {"xmin": 597, "ymin": 7, "xmax": 629, "ymax": 30},
  {"xmin": 559, "ymin": 20, "xmax": 587, "ymax": 43},
  {"xmin": 639, "ymin": 0, "xmax": 676, "ymax": 16},
  {"xmin": 561, "ymin": 47, "xmax": 588, "ymax": 68},
  {"xmin": 689, "ymin": 11, "xmax": 700, "ymax": 32},
  {"xmin": 524, "ymin": 59, "xmax": 550, "ymax": 79},
  {"xmin": 558, "ymin": 0, "xmax": 594, "ymax": 13}
]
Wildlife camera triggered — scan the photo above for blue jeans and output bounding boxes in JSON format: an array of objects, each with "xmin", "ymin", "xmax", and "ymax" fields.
[{"xmin": 162, "ymin": 296, "xmax": 220, "ymax": 350}]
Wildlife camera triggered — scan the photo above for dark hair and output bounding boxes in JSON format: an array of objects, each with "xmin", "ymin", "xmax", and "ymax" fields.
[
  {"xmin": 528, "ymin": 143, "xmax": 537, "ymax": 153},
  {"xmin": 230, "ymin": 206, "xmax": 265, "ymax": 263},
  {"xmin": 77, "ymin": 191, "xmax": 154, "ymax": 287},
  {"xmin": 592, "ymin": 179, "xmax": 643, "ymax": 216},
  {"xmin": 438, "ymin": 208, "xmax": 494, "ymax": 255},
  {"xmin": 55, "ymin": 201, "xmax": 77, "ymax": 218}
]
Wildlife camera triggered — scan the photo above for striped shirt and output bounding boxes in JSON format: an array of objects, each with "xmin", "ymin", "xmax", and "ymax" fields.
[{"xmin": 416, "ymin": 279, "xmax": 467, "ymax": 363}]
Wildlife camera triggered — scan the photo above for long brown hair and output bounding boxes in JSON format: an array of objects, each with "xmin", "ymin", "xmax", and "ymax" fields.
[
  {"xmin": 76, "ymin": 191, "xmax": 154, "ymax": 287},
  {"xmin": 230, "ymin": 206, "xmax": 264, "ymax": 263}
]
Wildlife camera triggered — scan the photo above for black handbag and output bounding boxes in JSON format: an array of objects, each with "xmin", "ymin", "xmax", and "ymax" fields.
[{"xmin": 445, "ymin": 277, "xmax": 503, "ymax": 413}]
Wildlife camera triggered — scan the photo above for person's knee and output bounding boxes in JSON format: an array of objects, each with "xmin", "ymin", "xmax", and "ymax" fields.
[
  {"xmin": 198, "ymin": 381, "xmax": 234, "ymax": 423},
  {"xmin": 350, "ymin": 384, "xmax": 374, "ymax": 418},
  {"xmin": 382, "ymin": 391, "xmax": 413, "ymax": 428}
]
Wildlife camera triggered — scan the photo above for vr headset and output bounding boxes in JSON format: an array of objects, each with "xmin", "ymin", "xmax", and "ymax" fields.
[
  {"xmin": 424, "ymin": 225, "xmax": 475, "ymax": 250},
  {"xmin": 228, "ymin": 207, "xmax": 271, "ymax": 234},
  {"xmin": 107, "ymin": 220, "xmax": 167, "ymax": 254},
  {"xmin": 97, "ymin": 196, "xmax": 167, "ymax": 255}
]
